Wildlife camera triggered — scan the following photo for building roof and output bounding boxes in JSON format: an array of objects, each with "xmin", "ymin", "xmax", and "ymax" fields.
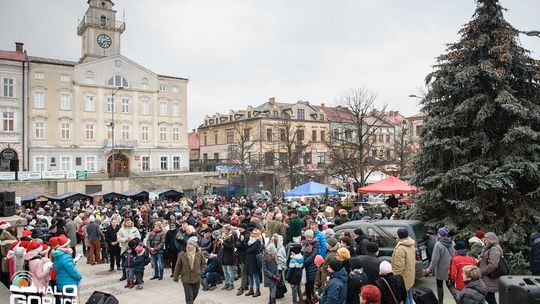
[
  {"xmin": 188, "ymin": 132, "xmax": 199, "ymax": 149},
  {"xmin": 158, "ymin": 74, "xmax": 189, "ymax": 81},
  {"xmin": 313, "ymin": 105, "xmax": 356, "ymax": 123},
  {"xmin": 407, "ymin": 112, "xmax": 427, "ymax": 119},
  {"xmin": 28, "ymin": 56, "xmax": 77, "ymax": 66},
  {"xmin": 0, "ymin": 50, "xmax": 27, "ymax": 62}
]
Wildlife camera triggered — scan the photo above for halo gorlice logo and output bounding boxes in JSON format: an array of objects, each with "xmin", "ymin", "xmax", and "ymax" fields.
[{"xmin": 10, "ymin": 271, "xmax": 78, "ymax": 304}]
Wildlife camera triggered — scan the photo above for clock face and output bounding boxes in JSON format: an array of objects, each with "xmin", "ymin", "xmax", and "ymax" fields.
[{"xmin": 97, "ymin": 34, "xmax": 112, "ymax": 49}]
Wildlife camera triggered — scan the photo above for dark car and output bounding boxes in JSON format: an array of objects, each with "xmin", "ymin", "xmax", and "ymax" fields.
[{"xmin": 333, "ymin": 219, "xmax": 433, "ymax": 275}]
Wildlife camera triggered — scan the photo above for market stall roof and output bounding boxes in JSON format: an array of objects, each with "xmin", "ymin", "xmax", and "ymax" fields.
[
  {"xmin": 285, "ymin": 181, "xmax": 339, "ymax": 197},
  {"xmin": 49, "ymin": 192, "xmax": 92, "ymax": 201},
  {"xmin": 21, "ymin": 193, "xmax": 50, "ymax": 202},
  {"xmin": 92, "ymin": 191, "xmax": 126, "ymax": 200},
  {"xmin": 152, "ymin": 188, "xmax": 183, "ymax": 196},
  {"xmin": 122, "ymin": 189, "xmax": 149, "ymax": 198},
  {"xmin": 357, "ymin": 176, "xmax": 419, "ymax": 194}
]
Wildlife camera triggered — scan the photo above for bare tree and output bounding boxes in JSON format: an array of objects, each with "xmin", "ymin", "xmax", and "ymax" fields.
[
  {"xmin": 228, "ymin": 122, "xmax": 259, "ymax": 193},
  {"xmin": 392, "ymin": 123, "xmax": 415, "ymax": 176},
  {"xmin": 327, "ymin": 88, "xmax": 390, "ymax": 186}
]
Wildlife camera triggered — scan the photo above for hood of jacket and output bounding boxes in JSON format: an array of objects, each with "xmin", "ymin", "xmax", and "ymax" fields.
[
  {"xmin": 469, "ymin": 236, "xmax": 483, "ymax": 244},
  {"xmin": 273, "ymin": 233, "xmax": 284, "ymax": 250},
  {"xmin": 531, "ymin": 231, "xmax": 540, "ymax": 243},
  {"xmin": 465, "ymin": 279, "xmax": 488, "ymax": 296},
  {"xmin": 330, "ymin": 268, "xmax": 349, "ymax": 284},
  {"xmin": 484, "ymin": 232, "xmax": 499, "ymax": 245},
  {"xmin": 397, "ymin": 236, "xmax": 415, "ymax": 247},
  {"xmin": 439, "ymin": 237, "xmax": 453, "ymax": 248},
  {"xmin": 52, "ymin": 248, "xmax": 70, "ymax": 260}
]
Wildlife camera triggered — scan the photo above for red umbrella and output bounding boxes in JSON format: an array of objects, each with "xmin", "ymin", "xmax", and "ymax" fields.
[{"xmin": 357, "ymin": 176, "xmax": 419, "ymax": 194}]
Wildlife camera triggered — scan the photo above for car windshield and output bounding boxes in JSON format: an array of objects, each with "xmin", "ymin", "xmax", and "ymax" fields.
[{"xmin": 413, "ymin": 222, "xmax": 427, "ymax": 242}]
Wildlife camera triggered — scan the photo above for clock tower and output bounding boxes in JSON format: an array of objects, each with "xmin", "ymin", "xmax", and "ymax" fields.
[{"xmin": 77, "ymin": 0, "xmax": 125, "ymax": 62}]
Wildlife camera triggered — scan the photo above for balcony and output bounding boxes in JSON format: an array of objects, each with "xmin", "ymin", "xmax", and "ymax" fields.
[
  {"xmin": 77, "ymin": 16, "xmax": 125, "ymax": 35},
  {"xmin": 103, "ymin": 139, "xmax": 137, "ymax": 149}
]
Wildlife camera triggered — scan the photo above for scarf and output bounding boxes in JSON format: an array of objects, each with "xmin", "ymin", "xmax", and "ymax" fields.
[
  {"xmin": 248, "ymin": 237, "xmax": 257, "ymax": 246},
  {"xmin": 187, "ymin": 247, "xmax": 196, "ymax": 269}
]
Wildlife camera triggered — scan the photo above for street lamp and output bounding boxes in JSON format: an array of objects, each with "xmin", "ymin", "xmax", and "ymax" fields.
[
  {"xmin": 524, "ymin": 30, "xmax": 540, "ymax": 37},
  {"xmin": 110, "ymin": 86, "xmax": 123, "ymax": 181},
  {"xmin": 408, "ymin": 94, "xmax": 423, "ymax": 99}
]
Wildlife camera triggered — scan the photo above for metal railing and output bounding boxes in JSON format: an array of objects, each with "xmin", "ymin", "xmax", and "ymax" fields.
[{"xmin": 77, "ymin": 16, "xmax": 125, "ymax": 35}]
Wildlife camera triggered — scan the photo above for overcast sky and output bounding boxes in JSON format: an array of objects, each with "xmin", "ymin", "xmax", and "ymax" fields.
[{"xmin": 1, "ymin": 0, "xmax": 539, "ymax": 130}]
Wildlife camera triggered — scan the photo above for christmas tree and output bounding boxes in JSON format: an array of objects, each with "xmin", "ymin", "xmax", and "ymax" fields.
[{"xmin": 411, "ymin": 0, "xmax": 540, "ymax": 273}]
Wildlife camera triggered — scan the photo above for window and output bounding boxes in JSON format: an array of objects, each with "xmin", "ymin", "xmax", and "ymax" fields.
[
  {"xmin": 141, "ymin": 126, "xmax": 149, "ymax": 141},
  {"xmin": 3, "ymin": 78, "xmax": 14, "ymax": 97},
  {"xmin": 333, "ymin": 129, "xmax": 340, "ymax": 140},
  {"xmin": 312, "ymin": 130, "xmax": 317, "ymax": 142},
  {"xmin": 304, "ymin": 152, "xmax": 312, "ymax": 165},
  {"xmin": 172, "ymin": 103, "xmax": 180, "ymax": 117},
  {"xmin": 107, "ymin": 75, "xmax": 129, "ymax": 87},
  {"xmin": 214, "ymin": 153, "xmax": 219, "ymax": 161},
  {"xmin": 121, "ymin": 98, "xmax": 130, "ymax": 113},
  {"xmin": 172, "ymin": 127, "xmax": 180, "ymax": 142},
  {"xmin": 320, "ymin": 114, "xmax": 325, "ymax": 121},
  {"xmin": 160, "ymin": 127, "xmax": 167, "ymax": 141},
  {"xmin": 34, "ymin": 72, "xmax": 44, "ymax": 80},
  {"xmin": 172, "ymin": 87, "xmax": 179, "ymax": 93},
  {"xmin": 273, "ymin": 110, "xmax": 278, "ymax": 117},
  {"xmin": 34, "ymin": 91, "xmax": 45, "ymax": 108},
  {"xmin": 142, "ymin": 156, "xmax": 150, "ymax": 171},
  {"xmin": 35, "ymin": 122, "xmax": 45, "ymax": 139},
  {"xmin": 317, "ymin": 153, "xmax": 326, "ymax": 165},
  {"xmin": 121, "ymin": 125, "xmax": 130, "ymax": 140},
  {"xmin": 85, "ymin": 156, "xmax": 96, "ymax": 171},
  {"xmin": 173, "ymin": 156, "xmax": 181, "ymax": 170},
  {"xmin": 85, "ymin": 96, "xmax": 95, "ymax": 112},
  {"xmin": 297, "ymin": 109, "xmax": 305, "ymax": 120},
  {"xmin": 264, "ymin": 152, "xmax": 274, "ymax": 166},
  {"xmin": 203, "ymin": 134, "xmax": 207, "ymax": 146},
  {"xmin": 345, "ymin": 130, "xmax": 352, "ymax": 141},
  {"xmin": 100, "ymin": 15, "xmax": 107, "ymax": 26},
  {"xmin": 106, "ymin": 125, "xmax": 112, "ymax": 139},
  {"xmin": 60, "ymin": 156, "xmax": 71, "ymax": 171},
  {"xmin": 85, "ymin": 71, "xmax": 95, "ymax": 84},
  {"xmin": 247, "ymin": 112, "xmax": 251, "ymax": 118},
  {"xmin": 267, "ymin": 128, "xmax": 273, "ymax": 141},
  {"xmin": 34, "ymin": 156, "xmax": 46, "ymax": 172},
  {"xmin": 61, "ymin": 122, "xmax": 71, "ymax": 140},
  {"xmin": 159, "ymin": 84, "xmax": 166, "ymax": 92},
  {"xmin": 227, "ymin": 131, "xmax": 234, "ymax": 144},
  {"xmin": 3, "ymin": 112, "xmax": 14, "ymax": 132},
  {"xmin": 203, "ymin": 153, "xmax": 208, "ymax": 163},
  {"xmin": 280, "ymin": 129, "xmax": 286, "ymax": 141},
  {"xmin": 321, "ymin": 130, "xmax": 326, "ymax": 142},
  {"xmin": 107, "ymin": 97, "xmax": 114, "ymax": 112},
  {"xmin": 416, "ymin": 125, "xmax": 423, "ymax": 136},
  {"xmin": 60, "ymin": 93, "xmax": 71, "ymax": 110},
  {"xmin": 159, "ymin": 102, "xmax": 167, "ymax": 116},
  {"xmin": 85, "ymin": 123, "xmax": 94, "ymax": 140},
  {"xmin": 297, "ymin": 129, "xmax": 304, "ymax": 144},
  {"xmin": 75, "ymin": 157, "xmax": 82, "ymax": 166},
  {"xmin": 141, "ymin": 78, "xmax": 149, "ymax": 90},
  {"xmin": 244, "ymin": 128, "xmax": 250, "ymax": 141},
  {"xmin": 60, "ymin": 75, "xmax": 70, "ymax": 82},
  {"xmin": 141, "ymin": 100, "xmax": 150, "ymax": 115},
  {"xmin": 386, "ymin": 134, "xmax": 390, "ymax": 143},
  {"xmin": 214, "ymin": 132, "xmax": 218, "ymax": 144},
  {"xmin": 160, "ymin": 156, "xmax": 168, "ymax": 170}
]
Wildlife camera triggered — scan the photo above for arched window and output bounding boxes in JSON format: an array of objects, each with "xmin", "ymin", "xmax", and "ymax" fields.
[
  {"xmin": 85, "ymin": 71, "xmax": 95, "ymax": 84},
  {"xmin": 107, "ymin": 75, "xmax": 128, "ymax": 88}
]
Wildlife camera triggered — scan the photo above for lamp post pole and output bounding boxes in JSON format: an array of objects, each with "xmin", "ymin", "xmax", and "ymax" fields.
[
  {"xmin": 110, "ymin": 87, "xmax": 123, "ymax": 185},
  {"xmin": 524, "ymin": 30, "xmax": 540, "ymax": 38}
]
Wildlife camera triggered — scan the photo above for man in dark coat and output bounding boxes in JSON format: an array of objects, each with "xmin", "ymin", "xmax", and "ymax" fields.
[
  {"xmin": 235, "ymin": 224, "xmax": 250, "ymax": 295},
  {"xmin": 302, "ymin": 230, "xmax": 319, "ymax": 303},
  {"xmin": 105, "ymin": 218, "xmax": 121, "ymax": 271},
  {"xmin": 165, "ymin": 222, "xmax": 179, "ymax": 277},
  {"xmin": 354, "ymin": 228, "xmax": 370, "ymax": 257},
  {"xmin": 350, "ymin": 242, "xmax": 381, "ymax": 284},
  {"xmin": 530, "ymin": 227, "xmax": 540, "ymax": 275}
]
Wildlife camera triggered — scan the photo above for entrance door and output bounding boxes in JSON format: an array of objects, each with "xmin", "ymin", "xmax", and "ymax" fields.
[
  {"xmin": 107, "ymin": 153, "xmax": 130, "ymax": 177},
  {"xmin": 0, "ymin": 149, "xmax": 18, "ymax": 172}
]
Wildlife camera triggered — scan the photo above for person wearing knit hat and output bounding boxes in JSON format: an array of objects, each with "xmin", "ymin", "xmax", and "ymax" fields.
[
  {"xmin": 320, "ymin": 259, "xmax": 348, "ymax": 304},
  {"xmin": 438, "ymin": 227, "xmax": 449, "ymax": 238},
  {"xmin": 336, "ymin": 247, "xmax": 350, "ymax": 261},
  {"xmin": 391, "ymin": 227, "xmax": 416, "ymax": 304},
  {"xmin": 468, "ymin": 229, "xmax": 485, "ymax": 259},
  {"xmin": 425, "ymin": 226, "xmax": 455, "ymax": 303},
  {"xmin": 187, "ymin": 236, "xmax": 198, "ymax": 247},
  {"xmin": 326, "ymin": 237, "xmax": 339, "ymax": 251},
  {"xmin": 147, "ymin": 220, "xmax": 165, "ymax": 280},
  {"xmin": 174, "ymin": 228, "xmax": 205, "ymax": 304},
  {"xmin": 302, "ymin": 228, "xmax": 319, "ymax": 303},
  {"xmin": 448, "ymin": 240, "xmax": 477, "ymax": 291},
  {"xmin": 325, "ymin": 228, "xmax": 335, "ymax": 239}
]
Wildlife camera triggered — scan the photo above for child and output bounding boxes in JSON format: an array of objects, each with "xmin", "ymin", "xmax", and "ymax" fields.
[
  {"xmin": 132, "ymin": 244, "xmax": 145, "ymax": 290},
  {"xmin": 202, "ymin": 251, "xmax": 221, "ymax": 291},
  {"xmin": 263, "ymin": 244, "xmax": 280, "ymax": 304},
  {"xmin": 121, "ymin": 239, "xmax": 137, "ymax": 289},
  {"xmin": 286, "ymin": 245, "xmax": 304, "ymax": 304},
  {"xmin": 448, "ymin": 265, "xmax": 487, "ymax": 304}
]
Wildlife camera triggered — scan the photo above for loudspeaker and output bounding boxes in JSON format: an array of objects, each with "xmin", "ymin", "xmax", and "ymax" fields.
[
  {"xmin": 85, "ymin": 291, "xmax": 119, "ymax": 304},
  {"xmin": 499, "ymin": 275, "xmax": 540, "ymax": 304},
  {"xmin": 0, "ymin": 191, "xmax": 15, "ymax": 217}
]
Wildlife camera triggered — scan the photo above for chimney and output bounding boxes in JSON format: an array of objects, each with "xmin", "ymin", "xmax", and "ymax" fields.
[
  {"xmin": 269, "ymin": 97, "xmax": 275, "ymax": 104},
  {"xmin": 15, "ymin": 42, "xmax": 24, "ymax": 53}
]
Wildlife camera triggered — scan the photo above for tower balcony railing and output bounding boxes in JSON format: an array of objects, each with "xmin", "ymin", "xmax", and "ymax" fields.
[{"xmin": 77, "ymin": 16, "xmax": 126, "ymax": 35}]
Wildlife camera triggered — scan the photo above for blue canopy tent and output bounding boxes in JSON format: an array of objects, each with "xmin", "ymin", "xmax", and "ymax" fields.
[{"xmin": 285, "ymin": 181, "xmax": 339, "ymax": 197}]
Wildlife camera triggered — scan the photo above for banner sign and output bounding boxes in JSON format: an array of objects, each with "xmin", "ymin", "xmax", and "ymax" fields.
[
  {"xmin": 41, "ymin": 171, "xmax": 65, "ymax": 179},
  {"xmin": 0, "ymin": 172, "xmax": 16, "ymax": 181},
  {"xmin": 17, "ymin": 171, "xmax": 41, "ymax": 181}
]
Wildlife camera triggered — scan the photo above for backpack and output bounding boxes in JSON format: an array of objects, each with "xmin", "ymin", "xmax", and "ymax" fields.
[{"xmin": 487, "ymin": 247, "xmax": 510, "ymax": 278}]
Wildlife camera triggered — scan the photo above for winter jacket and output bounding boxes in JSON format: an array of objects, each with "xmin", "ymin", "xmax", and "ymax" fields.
[
  {"xmin": 263, "ymin": 256, "xmax": 279, "ymax": 287},
  {"xmin": 449, "ymin": 279, "xmax": 487, "ymax": 304},
  {"xmin": 105, "ymin": 224, "xmax": 121, "ymax": 246},
  {"xmin": 288, "ymin": 217, "xmax": 303, "ymax": 241},
  {"xmin": 117, "ymin": 226, "xmax": 141, "ymax": 252},
  {"xmin": 429, "ymin": 237, "xmax": 455, "ymax": 281},
  {"xmin": 147, "ymin": 230, "xmax": 166, "ymax": 253},
  {"xmin": 347, "ymin": 268, "xmax": 368, "ymax": 304},
  {"xmin": 319, "ymin": 251, "xmax": 337, "ymax": 288},
  {"xmin": 220, "ymin": 233, "xmax": 236, "ymax": 266},
  {"xmin": 375, "ymin": 273, "xmax": 407, "ymax": 304},
  {"xmin": 320, "ymin": 268, "xmax": 348, "ymax": 304},
  {"xmin": 271, "ymin": 234, "xmax": 287, "ymax": 271},
  {"xmin": 354, "ymin": 235, "xmax": 370, "ymax": 256},
  {"xmin": 64, "ymin": 220, "xmax": 78, "ymax": 246},
  {"xmin": 130, "ymin": 252, "xmax": 146, "ymax": 273},
  {"xmin": 245, "ymin": 239, "xmax": 262, "ymax": 275},
  {"xmin": 267, "ymin": 220, "xmax": 286, "ymax": 240},
  {"xmin": 391, "ymin": 236, "xmax": 416, "ymax": 289},
  {"xmin": 0, "ymin": 230, "xmax": 16, "ymax": 273},
  {"xmin": 449, "ymin": 252, "xmax": 477, "ymax": 290},
  {"xmin": 351, "ymin": 254, "xmax": 381, "ymax": 285},
  {"xmin": 303, "ymin": 239, "xmax": 319, "ymax": 281},
  {"xmin": 286, "ymin": 253, "xmax": 304, "ymax": 285},
  {"xmin": 334, "ymin": 215, "xmax": 350, "ymax": 226},
  {"xmin": 85, "ymin": 222, "xmax": 103, "ymax": 242},
  {"xmin": 165, "ymin": 228, "xmax": 178, "ymax": 253},
  {"xmin": 52, "ymin": 249, "xmax": 82, "ymax": 291},
  {"xmin": 198, "ymin": 235, "xmax": 212, "ymax": 254},
  {"xmin": 478, "ymin": 232, "xmax": 503, "ymax": 293},
  {"xmin": 315, "ymin": 230, "xmax": 327, "ymax": 258},
  {"xmin": 205, "ymin": 256, "xmax": 222, "ymax": 274},
  {"xmin": 530, "ymin": 231, "xmax": 540, "ymax": 275},
  {"xmin": 173, "ymin": 249, "xmax": 206, "ymax": 284},
  {"xmin": 468, "ymin": 236, "xmax": 484, "ymax": 259},
  {"xmin": 28, "ymin": 256, "xmax": 51, "ymax": 290},
  {"xmin": 235, "ymin": 230, "xmax": 250, "ymax": 263}
]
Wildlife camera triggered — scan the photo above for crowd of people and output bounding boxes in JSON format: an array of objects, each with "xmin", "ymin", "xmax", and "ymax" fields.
[{"xmin": 0, "ymin": 194, "xmax": 517, "ymax": 304}]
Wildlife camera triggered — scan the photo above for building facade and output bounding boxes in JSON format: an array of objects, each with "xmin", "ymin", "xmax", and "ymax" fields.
[{"xmin": 25, "ymin": 0, "xmax": 189, "ymax": 178}]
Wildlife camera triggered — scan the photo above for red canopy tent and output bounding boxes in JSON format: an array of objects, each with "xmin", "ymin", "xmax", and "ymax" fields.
[{"xmin": 357, "ymin": 176, "xmax": 419, "ymax": 194}]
